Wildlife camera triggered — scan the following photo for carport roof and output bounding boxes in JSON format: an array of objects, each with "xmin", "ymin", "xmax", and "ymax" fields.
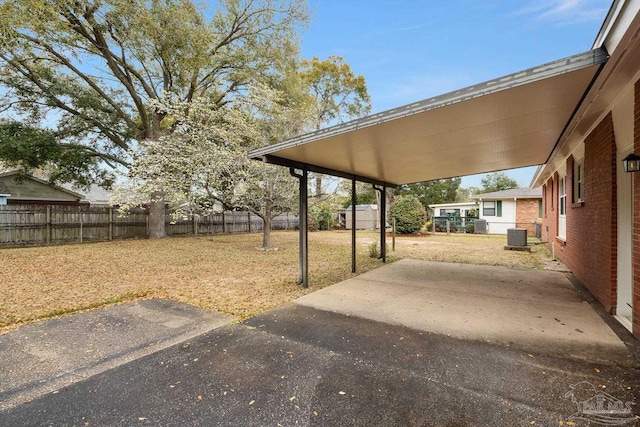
[{"xmin": 249, "ymin": 48, "xmax": 608, "ymax": 186}]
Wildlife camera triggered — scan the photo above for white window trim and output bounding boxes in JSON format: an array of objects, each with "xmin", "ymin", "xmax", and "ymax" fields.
[
  {"xmin": 558, "ymin": 176, "xmax": 567, "ymax": 239},
  {"xmin": 574, "ymin": 160, "xmax": 584, "ymax": 203}
]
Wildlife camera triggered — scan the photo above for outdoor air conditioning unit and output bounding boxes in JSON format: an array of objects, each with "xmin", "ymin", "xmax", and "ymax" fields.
[
  {"xmin": 474, "ymin": 219, "xmax": 487, "ymax": 234},
  {"xmin": 507, "ymin": 228, "xmax": 527, "ymax": 247}
]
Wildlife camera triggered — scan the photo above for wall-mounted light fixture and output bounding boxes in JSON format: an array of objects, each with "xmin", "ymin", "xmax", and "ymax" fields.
[{"xmin": 623, "ymin": 153, "xmax": 640, "ymax": 172}]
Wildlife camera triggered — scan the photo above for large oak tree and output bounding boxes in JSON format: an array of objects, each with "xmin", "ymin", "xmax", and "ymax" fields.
[{"xmin": 0, "ymin": 0, "xmax": 307, "ymax": 237}]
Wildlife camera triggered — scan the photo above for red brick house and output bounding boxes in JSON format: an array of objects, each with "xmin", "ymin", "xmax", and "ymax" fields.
[{"xmin": 532, "ymin": 1, "xmax": 640, "ymax": 335}]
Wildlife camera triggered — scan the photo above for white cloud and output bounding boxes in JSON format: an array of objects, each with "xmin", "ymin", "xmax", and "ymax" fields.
[{"xmin": 510, "ymin": 0, "xmax": 609, "ymax": 25}]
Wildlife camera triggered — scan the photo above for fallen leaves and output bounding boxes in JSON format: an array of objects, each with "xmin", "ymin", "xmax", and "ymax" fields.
[
  {"xmin": 0, "ymin": 231, "xmax": 550, "ymax": 332},
  {"xmin": 0, "ymin": 231, "xmax": 382, "ymax": 331}
]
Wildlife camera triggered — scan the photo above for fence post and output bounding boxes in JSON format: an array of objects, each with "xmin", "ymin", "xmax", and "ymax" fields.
[
  {"xmin": 46, "ymin": 205, "xmax": 51, "ymax": 244},
  {"xmin": 79, "ymin": 215, "xmax": 83, "ymax": 243},
  {"xmin": 108, "ymin": 207, "xmax": 113, "ymax": 240},
  {"xmin": 247, "ymin": 212, "xmax": 251, "ymax": 232},
  {"xmin": 222, "ymin": 212, "xmax": 226, "ymax": 233},
  {"xmin": 392, "ymin": 217, "xmax": 396, "ymax": 251},
  {"xmin": 193, "ymin": 215, "xmax": 198, "ymax": 236}
]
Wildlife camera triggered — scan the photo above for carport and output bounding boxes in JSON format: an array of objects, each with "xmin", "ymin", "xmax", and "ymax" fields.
[{"xmin": 249, "ymin": 48, "xmax": 608, "ymax": 287}]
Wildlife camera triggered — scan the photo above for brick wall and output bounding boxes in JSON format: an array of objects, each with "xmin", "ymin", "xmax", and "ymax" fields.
[
  {"xmin": 515, "ymin": 199, "xmax": 541, "ymax": 235},
  {"xmin": 545, "ymin": 113, "xmax": 617, "ymax": 312},
  {"xmin": 633, "ymin": 80, "xmax": 640, "ymax": 337}
]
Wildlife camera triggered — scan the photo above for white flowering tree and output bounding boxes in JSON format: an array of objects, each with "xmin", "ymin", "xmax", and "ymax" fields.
[{"xmin": 124, "ymin": 84, "xmax": 310, "ymax": 249}]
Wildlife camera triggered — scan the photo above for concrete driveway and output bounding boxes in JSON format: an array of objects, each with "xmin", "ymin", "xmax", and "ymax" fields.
[{"xmin": 1, "ymin": 260, "xmax": 639, "ymax": 426}]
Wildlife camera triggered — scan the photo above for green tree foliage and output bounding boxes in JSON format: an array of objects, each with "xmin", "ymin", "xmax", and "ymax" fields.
[
  {"xmin": 390, "ymin": 195, "xmax": 427, "ymax": 235},
  {"xmin": 300, "ymin": 56, "xmax": 371, "ymax": 128},
  {"xmin": 455, "ymin": 186, "xmax": 480, "ymax": 202},
  {"xmin": 309, "ymin": 203, "xmax": 334, "ymax": 231},
  {"xmin": 480, "ymin": 172, "xmax": 519, "ymax": 193},
  {"xmin": 0, "ymin": 120, "xmax": 113, "ymax": 188},
  {"xmin": 398, "ymin": 178, "xmax": 461, "ymax": 211},
  {"xmin": 0, "ymin": 0, "xmax": 307, "ymax": 237},
  {"xmin": 299, "ymin": 56, "xmax": 371, "ymax": 196},
  {"xmin": 339, "ymin": 181, "xmax": 376, "ymax": 208}
]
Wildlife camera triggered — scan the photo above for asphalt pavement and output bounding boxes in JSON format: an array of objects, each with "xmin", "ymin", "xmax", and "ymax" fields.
[{"xmin": 0, "ymin": 260, "xmax": 639, "ymax": 426}]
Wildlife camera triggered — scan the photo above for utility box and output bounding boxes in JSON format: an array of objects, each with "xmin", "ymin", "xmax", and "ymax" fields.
[
  {"xmin": 474, "ymin": 219, "xmax": 487, "ymax": 234},
  {"xmin": 507, "ymin": 228, "xmax": 527, "ymax": 247},
  {"xmin": 534, "ymin": 222, "xmax": 541, "ymax": 239}
]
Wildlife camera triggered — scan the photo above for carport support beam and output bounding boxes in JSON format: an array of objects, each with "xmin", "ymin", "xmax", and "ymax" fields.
[
  {"xmin": 351, "ymin": 179, "xmax": 356, "ymax": 273},
  {"xmin": 290, "ymin": 167, "xmax": 309, "ymax": 288},
  {"xmin": 373, "ymin": 184, "xmax": 387, "ymax": 263}
]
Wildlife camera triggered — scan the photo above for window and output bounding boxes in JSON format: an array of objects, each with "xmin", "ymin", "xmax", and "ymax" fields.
[
  {"xmin": 538, "ymin": 200, "xmax": 542, "ymax": 218},
  {"xmin": 558, "ymin": 176, "xmax": 567, "ymax": 239},
  {"xmin": 574, "ymin": 160, "xmax": 584, "ymax": 202},
  {"xmin": 559, "ymin": 177, "xmax": 566, "ymax": 215},
  {"xmin": 483, "ymin": 201, "xmax": 495, "ymax": 216},
  {"xmin": 440, "ymin": 209, "xmax": 460, "ymax": 217},
  {"xmin": 496, "ymin": 201, "xmax": 502, "ymax": 217}
]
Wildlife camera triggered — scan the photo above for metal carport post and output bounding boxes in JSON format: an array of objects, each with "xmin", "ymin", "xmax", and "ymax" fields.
[
  {"xmin": 273, "ymin": 157, "xmax": 394, "ymax": 288},
  {"xmin": 373, "ymin": 184, "xmax": 387, "ymax": 263},
  {"xmin": 290, "ymin": 167, "xmax": 308, "ymax": 287}
]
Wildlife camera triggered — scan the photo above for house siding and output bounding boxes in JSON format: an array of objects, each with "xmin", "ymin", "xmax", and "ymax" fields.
[
  {"xmin": 0, "ymin": 174, "xmax": 82, "ymax": 205},
  {"xmin": 542, "ymin": 114, "xmax": 617, "ymax": 313},
  {"xmin": 479, "ymin": 199, "xmax": 516, "ymax": 234}
]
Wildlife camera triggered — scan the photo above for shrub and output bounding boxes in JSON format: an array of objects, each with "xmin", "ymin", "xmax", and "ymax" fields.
[
  {"xmin": 316, "ymin": 206, "xmax": 334, "ymax": 230},
  {"xmin": 309, "ymin": 204, "xmax": 334, "ymax": 231},
  {"xmin": 390, "ymin": 195, "xmax": 427, "ymax": 234},
  {"xmin": 368, "ymin": 240, "xmax": 379, "ymax": 258}
]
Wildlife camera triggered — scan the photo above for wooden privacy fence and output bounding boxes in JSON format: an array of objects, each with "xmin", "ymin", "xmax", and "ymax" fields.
[{"xmin": 0, "ymin": 204, "xmax": 298, "ymax": 247}]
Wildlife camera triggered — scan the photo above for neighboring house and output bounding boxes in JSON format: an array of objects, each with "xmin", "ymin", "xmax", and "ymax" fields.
[
  {"xmin": 0, "ymin": 171, "xmax": 84, "ymax": 205},
  {"xmin": 71, "ymin": 185, "xmax": 112, "ymax": 207},
  {"xmin": 341, "ymin": 204, "xmax": 379, "ymax": 230},
  {"xmin": 0, "ymin": 181, "xmax": 10, "ymax": 206},
  {"xmin": 428, "ymin": 201, "xmax": 478, "ymax": 232},
  {"xmin": 470, "ymin": 188, "xmax": 542, "ymax": 235},
  {"xmin": 428, "ymin": 201, "xmax": 478, "ymax": 218},
  {"xmin": 531, "ymin": 1, "xmax": 640, "ymax": 334}
]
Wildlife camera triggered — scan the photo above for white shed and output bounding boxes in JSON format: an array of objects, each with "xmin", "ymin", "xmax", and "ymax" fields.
[{"xmin": 343, "ymin": 205, "xmax": 379, "ymax": 230}]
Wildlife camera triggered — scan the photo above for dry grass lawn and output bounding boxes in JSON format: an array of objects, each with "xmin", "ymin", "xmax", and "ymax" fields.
[{"xmin": 0, "ymin": 230, "xmax": 552, "ymax": 332}]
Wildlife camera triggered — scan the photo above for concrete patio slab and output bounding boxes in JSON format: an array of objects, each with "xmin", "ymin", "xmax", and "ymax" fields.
[
  {"xmin": 295, "ymin": 259, "xmax": 633, "ymax": 365},
  {"xmin": 0, "ymin": 299, "xmax": 234, "ymax": 411}
]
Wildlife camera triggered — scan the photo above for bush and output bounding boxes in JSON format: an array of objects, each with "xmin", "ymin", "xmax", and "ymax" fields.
[
  {"xmin": 368, "ymin": 240, "xmax": 379, "ymax": 258},
  {"xmin": 390, "ymin": 195, "xmax": 427, "ymax": 234},
  {"xmin": 309, "ymin": 204, "xmax": 334, "ymax": 231}
]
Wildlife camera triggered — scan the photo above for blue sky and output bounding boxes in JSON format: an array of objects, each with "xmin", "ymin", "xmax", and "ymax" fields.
[{"xmin": 299, "ymin": 0, "xmax": 612, "ymax": 188}]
